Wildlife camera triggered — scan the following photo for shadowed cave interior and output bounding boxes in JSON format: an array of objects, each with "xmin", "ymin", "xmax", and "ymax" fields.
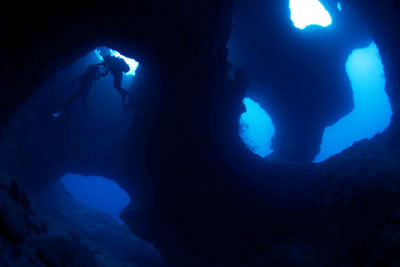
[{"xmin": 1, "ymin": 0, "xmax": 400, "ymax": 266}]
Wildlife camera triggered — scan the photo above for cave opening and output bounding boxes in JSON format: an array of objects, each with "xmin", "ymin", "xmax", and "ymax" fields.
[
  {"xmin": 0, "ymin": 45, "xmax": 167, "ymax": 265},
  {"xmin": 60, "ymin": 174, "xmax": 130, "ymax": 224},
  {"xmin": 1, "ymin": 45, "xmax": 142, "ymax": 191},
  {"xmin": 0, "ymin": 2, "xmax": 399, "ymax": 266},
  {"xmin": 315, "ymin": 41, "xmax": 392, "ymax": 162},
  {"xmin": 231, "ymin": 0, "xmax": 393, "ymax": 162},
  {"xmin": 7, "ymin": 44, "xmax": 142, "ymax": 207},
  {"xmin": 31, "ymin": 46, "xmax": 141, "ymax": 225},
  {"xmin": 32, "ymin": 174, "xmax": 165, "ymax": 266},
  {"xmin": 239, "ymin": 97, "xmax": 275, "ymax": 158},
  {"xmin": 49, "ymin": 46, "xmax": 139, "ymax": 122},
  {"xmin": 289, "ymin": 0, "xmax": 332, "ymax": 29}
]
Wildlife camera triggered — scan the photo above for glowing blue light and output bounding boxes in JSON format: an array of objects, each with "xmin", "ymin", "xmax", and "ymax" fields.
[
  {"xmin": 239, "ymin": 97, "xmax": 275, "ymax": 158},
  {"xmin": 95, "ymin": 49, "xmax": 103, "ymax": 62},
  {"xmin": 289, "ymin": 0, "xmax": 333, "ymax": 29},
  {"xmin": 110, "ymin": 49, "xmax": 139, "ymax": 76},
  {"xmin": 61, "ymin": 174, "xmax": 130, "ymax": 224},
  {"xmin": 95, "ymin": 48, "xmax": 139, "ymax": 76},
  {"xmin": 315, "ymin": 42, "xmax": 392, "ymax": 162},
  {"xmin": 337, "ymin": 2, "xmax": 342, "ymax": 11}
]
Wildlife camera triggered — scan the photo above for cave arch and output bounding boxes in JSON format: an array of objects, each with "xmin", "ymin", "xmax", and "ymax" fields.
[
  {"xmin": 0, "ymin": 40, "xmax": 167, "ymax": 260},
  {"xmin": 61, "ymin": 173, "xmax": 131, "ymax": 223},
  {"xmin": 230, "ymin": 0, "xmax": 394, "ymax": 163}
]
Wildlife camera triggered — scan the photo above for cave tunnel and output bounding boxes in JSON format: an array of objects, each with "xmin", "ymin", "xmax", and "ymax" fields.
[
  {"xmin": 1, "ymin": 0, "xmax": 400, "ymax": 266},
  {"xmin": 28, "ymin": 46, "xmax": 140, "ymax": 214},
  {"xmin": 0, "ymin": 45, "xmax": 167, "ymax": 265},
  {"xmin": 1, "ymin": 45, "xmax": 143, "ymax": 192}
]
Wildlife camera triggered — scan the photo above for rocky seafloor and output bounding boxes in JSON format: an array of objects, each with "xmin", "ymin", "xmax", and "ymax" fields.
[{"xmin": 0, "ymin": 180, "xmax": 164, "ymax": 267}]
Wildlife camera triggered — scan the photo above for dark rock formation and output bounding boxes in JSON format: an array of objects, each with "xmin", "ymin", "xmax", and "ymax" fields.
[
  {"xmin": 0, "ymin": 178, "xmax": 164, "ymax": 266},
  {"xmin": 34, "ymin": 181, "xmax": 165, "ymax": 266},
  {"xmin": 0, "ymin": 179, "xmax": 98, "ymax": 266},
  {"xmin": 229, "ymin": 0, "xmax": 372, "ymax": 162},
  {"xmin": 0, "ymin": 0, "xmax": 400, "ymax": 266},
  {"xmin": 318, "ymin": 123, "xmax": 400, "ymax": 267}
]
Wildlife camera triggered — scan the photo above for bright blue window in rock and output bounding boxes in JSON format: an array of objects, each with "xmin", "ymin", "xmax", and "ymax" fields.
[
  {"xmin": 94, "ymin": 48, "xmax": 139, "ymax": 96},
  {"xmin": 289, "ymin": 0, "xmax": 332, "ymax": 29},
  {"xmin": 95, "ymin": 48, "xmax": 139, "ymax": 76},
  {"xmin": 61, "ymin": 174, "xmax": 130, "ymax": 224},
  {"xmin": 239, "ymin": 97, "xmax": 275, "ymax": 158},
  {"xmin": 315, "ymin": 42, "xmax": 392, "ymax": 162}
]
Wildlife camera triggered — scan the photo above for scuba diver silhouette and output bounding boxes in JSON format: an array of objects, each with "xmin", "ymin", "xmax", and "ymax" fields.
[
  {"xmin": 97, "ymin": 54, "xmax": 132, "ymax": 112},
  {"xmin": 52, "ymin": 64, "xmax": 101, "ymax": 118}
]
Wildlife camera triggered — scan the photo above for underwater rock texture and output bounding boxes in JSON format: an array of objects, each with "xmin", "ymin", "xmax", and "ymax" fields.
[
  {"xmin": 0, "ymin": 179, "xmax": 164, "ymax": 266},
  {"xmin": 230, "ymin": 0, "xmax": 371, "ymax": 162},
  {"xmin": 318, "ymin": 120, "xmax": 400, "ymax": 267},
  {"xmin": 0, "ymin": 179, "xmax": 98, "ymax": 266},
  {"xmin": 34, "ymin": 181, "xmax": 164, "ymax": 266},
  {"xmin": 0, "ymin": 0, "xmax": 400, "ymax": 266}
]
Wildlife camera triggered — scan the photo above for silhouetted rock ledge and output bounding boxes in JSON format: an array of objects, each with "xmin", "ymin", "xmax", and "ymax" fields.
[{"xmin": 0, "ymin": 180, "xmax": 164, "ymax": 266}]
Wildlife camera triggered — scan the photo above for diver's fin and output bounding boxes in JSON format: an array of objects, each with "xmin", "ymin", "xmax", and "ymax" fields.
[{"xmin": 52, "ymin": 111, "xmax": 63, "ymax": 118}]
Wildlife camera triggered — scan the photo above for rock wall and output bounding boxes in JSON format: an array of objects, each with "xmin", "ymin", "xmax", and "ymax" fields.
[
  {"xmin": 0, "ymin": 179, "xmax": 98, "ymax": 266},
  {"xmin": 34, "ymin": 181, "xmax": 165, "ymax": 266},
  {"xmin": 230, "ymin": 0, "xmax": 372, "ymax": 162}
]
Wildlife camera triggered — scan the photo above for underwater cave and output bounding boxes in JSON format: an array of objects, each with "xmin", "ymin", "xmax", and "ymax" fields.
[
  {"xmin": 1, "ymin": 0, "xmax": 400, "ymax": 266},
  {"xmin": 235, "ymin": 0, "xmax": 392, "ymax": 162},
  {"xmin": 0, "ymin": 45, "xmax": 166, "ymax": 266}
]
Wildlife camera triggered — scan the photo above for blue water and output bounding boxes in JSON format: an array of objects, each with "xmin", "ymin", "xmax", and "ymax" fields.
[
  {"xmin": 46, "ymin": 47, "xmax": 139, "ymax": 123},
  {"xmin": 239, "ymin": 43, "xmax": 391, "ymax": 162},
  {"xmin": 289, "ymin": 0, "xmax": 332, "ymax": 29},
  {"xmin": 239, "ymin": 98, "xmax": 275, "ymax": 157},
  {"xmin": 61, "ymin": 174, "xmax": 130, "ymax": 224},
  {"xmin": 315, "ymin": 42, "xmax": 392, "ymax": 162},
  {"xmin": 238, "ymin": 2, "xmax": 392, "ymax": 162}
]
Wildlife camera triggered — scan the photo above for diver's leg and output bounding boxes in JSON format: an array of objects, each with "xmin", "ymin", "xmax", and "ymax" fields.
[
  {"xmin": 63, "ymin": 88, "xmax": 84, "ymax": 111},
  {"xmin": 113, "ymin": 72, "xmax": 123, "ymax": 91},
  {"xmin": 122, "ymin": 94, "xmax": 127, "ymax": 113},
  {"xmin": 120, "ymin": 88, "xmax": 132, "ymax": 96},
  {"xmin": 53, "ymin": 89, "xmax": 82, "ymax": 118},
  {"xmin": 113, "ymin": 72, "xmax": 129, "ymax": 112},
  {"xmin": 81, "ymin": 86, "xmax": 92, "ymax": 110},
  {"xmin": 113, "ymin": 72, "xmax": 133, "ymax": 97},
  {"xmin": 66, "ymin": 92, "xmax": 81, "ymax": 110}
]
